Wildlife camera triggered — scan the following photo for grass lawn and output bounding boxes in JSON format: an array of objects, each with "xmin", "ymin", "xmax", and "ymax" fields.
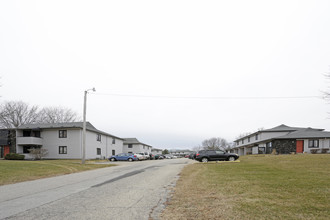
[
  {"xmin": 161, "ymin": 154, "xmax": 330, "ymax": 220},
  {"xmin": 0, "ymin": 159, "xmax": 115, "ymax": 186}
]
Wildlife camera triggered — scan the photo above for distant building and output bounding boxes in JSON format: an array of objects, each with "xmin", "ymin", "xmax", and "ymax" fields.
[
  {"xmin": 123, "ymin": 138, "xmax": 152, "ymax": 154},
  {"xmin": 151, "ymin": 148, "xmax": 163, "ymax": 155},
  {"xmin": 233, "ymin": 124, "xmax": 330, "ymax": 155}
]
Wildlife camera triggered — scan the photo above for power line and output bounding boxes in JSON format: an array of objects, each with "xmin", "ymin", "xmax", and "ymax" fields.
[{"xmin": 92, "ymin": 92, "xmax": 324, "ymax": 100}]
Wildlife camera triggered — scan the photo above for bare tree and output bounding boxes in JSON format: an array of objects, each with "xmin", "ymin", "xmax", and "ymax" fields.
[
  {"xmin": 325, "ymin": 72, "xmax": 330, "ymax": 101},
  {"xmin": 192, "ymin": 145, "xmax": 202, "ymax": 152},
  {"xmin": 0, "ymin": 101, "xmax": 80, "ymax": 128},
  {"xmin": 201, "ymin": 137, "xmax": 228, "ymax": 150},
  {"xmin": 37, "ymin": 106, "xmax": 80, "ymax": 123},
  {"xmin": 0, "ymin": 101, "xmax": 39, "ymax": 128}
]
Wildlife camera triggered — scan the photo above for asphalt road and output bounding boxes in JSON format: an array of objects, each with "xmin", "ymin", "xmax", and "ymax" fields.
[{"xmin": 0, "ymin": 158, "xmax": 194, "ymax": 220}]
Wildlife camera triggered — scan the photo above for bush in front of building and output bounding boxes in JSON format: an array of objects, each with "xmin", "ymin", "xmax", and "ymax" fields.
[{"xmin": 5, "ymin": 153, "xmax": 25, "ymax": 160}]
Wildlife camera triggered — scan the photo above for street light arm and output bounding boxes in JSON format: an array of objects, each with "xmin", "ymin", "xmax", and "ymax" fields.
[{"xmin": 85, "ymin": 87, "xmax": 96, "ymax": 93}]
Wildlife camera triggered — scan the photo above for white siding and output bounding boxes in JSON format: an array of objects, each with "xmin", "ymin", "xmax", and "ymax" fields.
[
  {"xmin": 85, "ymin": 131, "xmax": 124, "ymax": 159},
  {"xmin": 42, "ymin": 128, "xmax": 82, "ymax": 159},
  {"xmin": 252, "ymin": 147, "xmax": 258, "ymax": 154},
  {"xmin": 105, "ymin": 137, "xmax": 123, "ymax": 158},
  {"xmin": 123, "ymin": 144, "xmax": 144, "ymax": 154},
  {"xmin": 303, "ymin": 139, "xmax": 330, "ymax": 153},
  {"xmin": 17, "ymin": 127, "xmax": 124, "ymax": 159}
]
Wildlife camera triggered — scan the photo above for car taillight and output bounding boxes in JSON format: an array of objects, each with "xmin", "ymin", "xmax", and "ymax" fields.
[
  {"xmin": 196, "ymin": 153, "xmax": 200, "ymax": 156},
  {"xmin": 134, "ymin": 155, "xmax": 136, "ymax": 158}
]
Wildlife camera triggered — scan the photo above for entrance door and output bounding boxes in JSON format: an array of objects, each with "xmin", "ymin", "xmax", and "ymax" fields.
[{"xmin": 296, "ymin": 140, "xmax": 304, "ymax": 153}]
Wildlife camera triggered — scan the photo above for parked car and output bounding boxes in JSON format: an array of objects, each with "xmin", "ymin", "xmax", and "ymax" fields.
[
  {"xmin": 184, "ymin": 155, "xmax": 190, "ymax": 158},
  {"xmin": 195, "ymin": 150, "xmax": 239, "ymax": 162},
  {"xmin": 135, "ymin": 153, "xmax": 145, "ymax": 161},
  {"xmin": 136, "ymin": 153, "xmax": 146, "ymax": 160},
  {"xmin": 189, "ymin": 153, "xmax": 196, "ymax": 159},
  {"xmin": 164, "ymin": 154, "xmax": 173, "ymax": 159},
  {"xmin": 109, "ymin": 153, "xmax": 137, "ymax": 162},
  {"xmin": 144, "ymin": 152, "xmax": 150, "ymax": 160}
]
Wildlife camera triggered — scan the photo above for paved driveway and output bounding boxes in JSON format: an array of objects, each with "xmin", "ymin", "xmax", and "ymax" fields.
[{"xmin": 0, "ymin": 158, "xmax": 193, "ymax": 220}]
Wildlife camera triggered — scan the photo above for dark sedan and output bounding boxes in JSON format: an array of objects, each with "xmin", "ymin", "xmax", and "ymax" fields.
[{"xmin": 195, "ymin": 150, "xmax": 239, "ymax": 162}]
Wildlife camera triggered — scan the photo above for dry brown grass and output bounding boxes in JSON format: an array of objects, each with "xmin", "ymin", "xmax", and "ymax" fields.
[
  {"xmin": 161, "ymin": 155, "xmax": 330, "ymax": 220},
  {"xmin": 0, "ymin": 159, "xmax": 116, "ymax": 185},
  {"xmin": 162, "ymin": 164, "xmax": 239, "ymax": 220}
]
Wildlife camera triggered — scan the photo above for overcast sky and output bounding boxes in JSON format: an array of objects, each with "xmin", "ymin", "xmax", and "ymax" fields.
[{"xmin": 1, "ymin": 0, "xmax": 330, "ymax": 149}]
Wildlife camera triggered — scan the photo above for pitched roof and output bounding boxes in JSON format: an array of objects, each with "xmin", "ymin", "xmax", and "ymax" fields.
[
  {"xmin": 276, "ymin": 128, "xmax": 330, "ymax": 139},
  {"xmin": 123, "ymin": 138, "xmax": 140, "ymax": 144},
  {"xmin": 235, "ymin": 124, "xmax": 325, "ymax": 141},
  {"xmin": 262, "ymin": 124, "xmax": 324, "ymax": 132},
  {"xmin": 17, "ymin": 122, "xmax": 123, "ymax": 140},
  {"xmin": 123, "ymin": 138, "xmax": 152, "ymax": 148}
]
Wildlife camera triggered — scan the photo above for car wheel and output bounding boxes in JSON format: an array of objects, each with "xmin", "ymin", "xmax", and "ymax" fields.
[
  {"xmin": 128, "ymin": 158, "xmax": 133, "ymax": 162},
  {"xmin": 201, "ymin": 157, "xmax": 208, "ymax": 163},
  {"xmin": 110, "ymin": 158, "xmax": 116, "ymax": 162},
  {"xmin": 228, "ymin": 156, "xmax": 235, "ymax": 161}
]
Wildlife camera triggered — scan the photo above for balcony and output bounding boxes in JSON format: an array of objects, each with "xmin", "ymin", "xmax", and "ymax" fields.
[{"xmin": 17, "ymin": 137, "xmax": 43, "ymax": 146}]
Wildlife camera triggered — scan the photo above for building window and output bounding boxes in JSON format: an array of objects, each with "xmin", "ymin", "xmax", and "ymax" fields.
[
  {"xmin": 241, "ymin": 139, "xmax": 244, "ymax": 144},
  {"xmin": 308, "ymin": 140, "xmax": 319, "ymax": 148},
  {"xmin": 97, "ymin": 148, "xmax": 101, "ymax": 155},
  {"xmin": 128, "ymin": 144, "xmax": 133, "ymax": 148},
  {"xmin": 248, "ymin": 137, "xmax": 250, "ymax": 142},
  {"xmin": 59, "ymin": 130, "xmax": 67, "ymax": 138},
  {"xmin": 128, "ymin": 151, "xmax": 133, "ymax": 154},
  {"xmin": 59, "ymin": 146, "xmax": 67, "ymax": 154},
  {"xmin": 112, "ymin": 150, "xmax": 115, "ymax": 155},
  {"xmin": 97, "ymin": 134, "xmax": 101, "ymax": 142},
  {"xmin": 256, "ymin": 134, "xmax": 258, "ymax": 140},
  {"xmin": 112, "ymin": 138, "xmax": 115, "ymax": 144}
]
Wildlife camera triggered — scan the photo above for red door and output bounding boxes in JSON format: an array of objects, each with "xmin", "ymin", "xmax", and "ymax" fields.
[{"xmin": 296, "ymin": 140, "xmax": 304, "ymax": 153}]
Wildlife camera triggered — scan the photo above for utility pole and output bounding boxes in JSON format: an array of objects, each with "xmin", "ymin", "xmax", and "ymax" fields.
[{"xmin": 82, "ymin": 87, "xmax": 96, "ymax": 164}]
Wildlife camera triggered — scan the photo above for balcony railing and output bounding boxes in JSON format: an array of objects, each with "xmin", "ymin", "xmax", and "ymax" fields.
[{"xmin": 17, "ymin": 136, "xmax": 43, "ymax": 146}]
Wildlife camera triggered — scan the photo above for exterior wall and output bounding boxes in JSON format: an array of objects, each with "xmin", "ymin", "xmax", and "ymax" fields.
[
  {"xmin": 41, "ymin": 128, "xmax": 82, "ymax": 159},
  {"xmin": 145, "ymin": 146, "xmax": 152, "ymax": 154},
  {"xmin": 105, "ymin": 137, "xmax": 123, "ymax": 157},
  {"xmin": 238, "ymin": 148, "xmax": 244, "ymax": 156},
  {"xmin": 123, "ymin": 144, "xmax": 144, "ymax": 154},
  {"xmin": 86, "ymin": 134, "xmax": 123, "ymax": 159},
  {"xmin": 16, "ymin": 128, "xmax": 124, "ymax": 159},
  {"xmin": 303, "ymin": 138, "xmax": 330, "ymax": 153},
  {"xmin": 123, "ymin": 144, "xmax": 152, "ymax": 154},
  {"xmin": 86, "ymin": 131, "xmax": 105, "ymax": 159},
  {"xmin": 252, "ymin": 146, "xmax": 258, "ymax": 154},
  {"xmin": 236, "ymin": 131, "xmax": 290, "ymax": 148}
]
